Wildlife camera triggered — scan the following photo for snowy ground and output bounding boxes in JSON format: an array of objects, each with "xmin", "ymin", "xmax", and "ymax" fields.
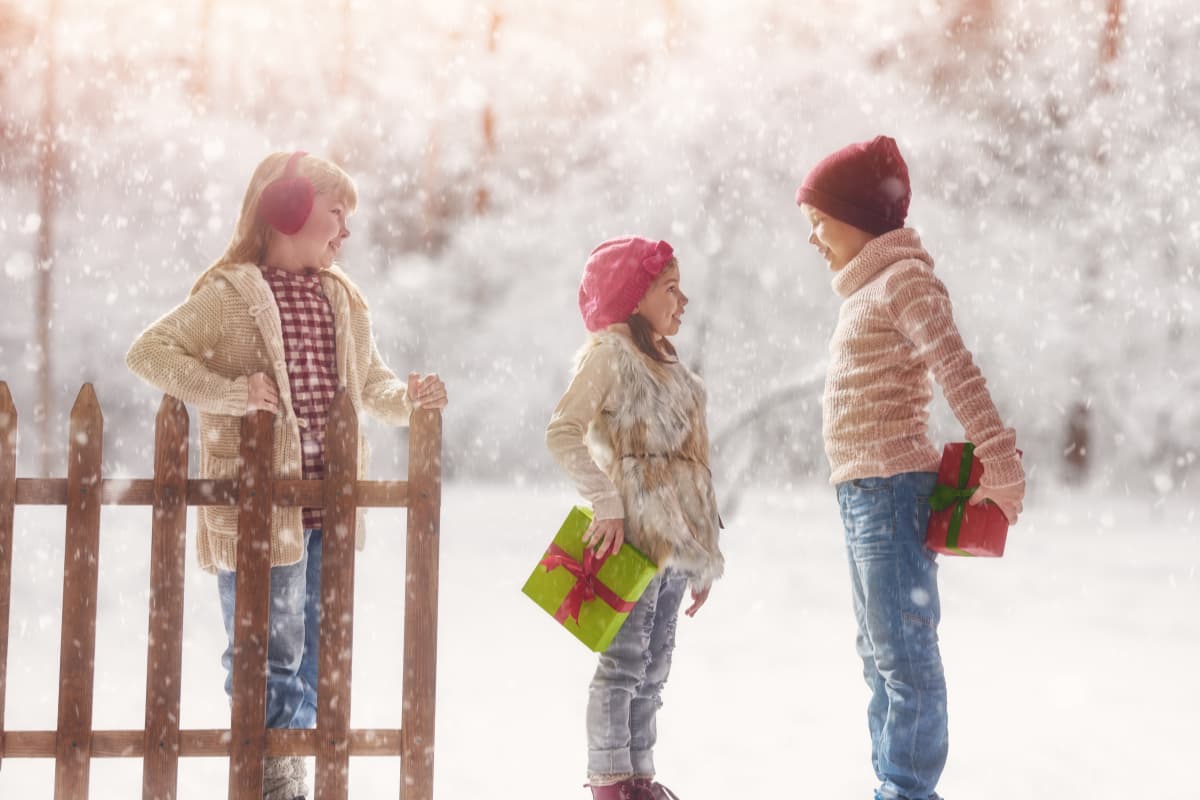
[{"xmin": 1, "ymin": 483, "xmax": 1197, "ymax": 799}]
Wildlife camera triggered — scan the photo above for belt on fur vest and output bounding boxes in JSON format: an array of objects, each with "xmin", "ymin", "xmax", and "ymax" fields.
[
  {"xmin": 620, "ymin": 452, "xmax": 711, "ymax": 475},
  {"xmin": 620, "ymin": 453, "xmax": 723, "ymax": 529}
]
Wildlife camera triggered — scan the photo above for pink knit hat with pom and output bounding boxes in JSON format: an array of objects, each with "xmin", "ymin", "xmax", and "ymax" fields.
[{"xmin": 578, "ymin": 236, "xmax": 675, "ymax": 332}]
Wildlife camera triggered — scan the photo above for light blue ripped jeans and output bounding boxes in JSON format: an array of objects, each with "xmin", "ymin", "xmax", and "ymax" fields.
[
  {"xmin": 837, "ymin": 472, "xmax": 947, "ymax": 800},
  {"xmin": 587, "ymin": 567, "xmax": 689, "ymax": 781}
]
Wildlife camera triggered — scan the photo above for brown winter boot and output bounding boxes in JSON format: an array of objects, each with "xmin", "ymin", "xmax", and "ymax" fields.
[
  {"xmin": 585, "ymin": 777, "xmax": 652, "ymax": 799},
  {"xmin": 632, "ymin": 777, "xmax": 681, "ymax": 799}
]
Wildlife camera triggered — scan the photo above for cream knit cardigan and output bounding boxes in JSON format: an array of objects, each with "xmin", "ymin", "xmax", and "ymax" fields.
[{"xmin": 126, "ymin": 263, "xmax": 413, "ymax": 573}]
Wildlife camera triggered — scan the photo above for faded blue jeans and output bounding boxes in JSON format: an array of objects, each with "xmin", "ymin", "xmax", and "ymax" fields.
[
  {"xmin": 587, "ymin": 567, "xmax": 689, "ymax": 781},
  {"xmin": 218, "ymin": 528, "xmax": 322, "ymax": 729},
  {"xmin": 837, "ymin": 473, "xmax": 947, "ymax": 800}
]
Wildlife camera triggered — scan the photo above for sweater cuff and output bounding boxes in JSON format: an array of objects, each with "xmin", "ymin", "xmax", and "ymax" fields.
[
  {"xmin": 220, "ymin": 375, "xmax": 250, "ymax": 417},
  {"xmin": 592, "ymin": 494, "xmax": 624, "ymax": 521},
  {"xmin": 979, "ymin": 450, "xmax": 1025, "ymax": 489}
]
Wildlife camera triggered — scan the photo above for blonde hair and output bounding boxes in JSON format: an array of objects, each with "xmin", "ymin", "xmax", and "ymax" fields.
[{"xmin": 191, "ymin": 152, "xmax": 358, "ymax": 294}]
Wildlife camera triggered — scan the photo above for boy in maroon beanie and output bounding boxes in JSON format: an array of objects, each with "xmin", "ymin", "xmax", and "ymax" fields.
[{"xmin": 796, "ymin": 136, "xmax": 1025, "ymax": 800}]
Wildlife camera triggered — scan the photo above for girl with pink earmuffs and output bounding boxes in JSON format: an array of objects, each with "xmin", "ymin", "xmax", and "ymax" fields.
[{"xmin": 127, "ymin": 151, "xmax": 447, "ymax": 800}]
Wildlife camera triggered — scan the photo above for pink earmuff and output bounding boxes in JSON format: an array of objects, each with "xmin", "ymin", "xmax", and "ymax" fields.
[{"xmin": 259, "ymin": 151, "xmax": 315, "ymax": 235}]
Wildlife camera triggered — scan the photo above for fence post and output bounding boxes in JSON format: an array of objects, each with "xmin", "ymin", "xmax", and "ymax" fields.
[
  {"xmin": 0, "ymin": 382, "xmax": 16, "ymax": 771},
  {"xmin": 228, "ymin": 410, "xmax": 275, "ymax": 800},
  {"xmin": 400, "ymin": 408, "xmax": 441, "ymax": 800},
  {"xmin": 54, "ymin": 384, "xmax": 103, "ymax": 798},
  {"xmin": 315, "ymin": 389, "xmax": 359, "ymax": 798},
  {"xmin": 142, "ymin": 396, "xmax": 189, "ymax": 800}
]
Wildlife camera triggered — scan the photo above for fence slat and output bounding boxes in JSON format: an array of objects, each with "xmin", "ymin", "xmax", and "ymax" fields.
[
  {"xmin": 54, "ymin": 384, "xmax": 104, "ymax": 799},
  {"xmin": 15, "ymin": 476, "xmax": 410, "ymax": 508},
  {"xmin": 316, "ymin": 390, "xmax": 359, "ymax": 799},
  {"xmin": 228, "ymin": 410, "xmax": 275, "ymax": 800},
  {"xmin": 2, "ymin": 727, "xmax": 404, "ymax": 757},
  {"xmin": 0, "ymin": 382, "xmax": 16, "ymax": 771},
  {"xmin": 142, "ymin": 397, "xmax": 190, "ymax": 800},
  {"xmin": 354, "ymin": 480, "xmax": 409, "ymax": 508},
  {"xmin": 400, "ymin": 408, "xmax": 442, "ymax": 800},
  {"xmin": 16, "ymin": 476, "xmax": 410, "ymax": 508}
]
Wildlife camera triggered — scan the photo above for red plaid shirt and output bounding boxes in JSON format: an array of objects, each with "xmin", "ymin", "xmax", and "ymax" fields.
[{"xmin": 261, "ymin": 266, "xmax": 339, "ymax": 530}]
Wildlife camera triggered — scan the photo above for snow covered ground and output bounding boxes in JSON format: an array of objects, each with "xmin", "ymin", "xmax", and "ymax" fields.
[{"xmin": 1, "ymin": 483, "xmax": 1197, "ymax": 798}]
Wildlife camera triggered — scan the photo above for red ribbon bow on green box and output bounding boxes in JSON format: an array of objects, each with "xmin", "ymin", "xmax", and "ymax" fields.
[{"xmin": 539, "ymin": 544, "xmax": 638, "ymax": 623}]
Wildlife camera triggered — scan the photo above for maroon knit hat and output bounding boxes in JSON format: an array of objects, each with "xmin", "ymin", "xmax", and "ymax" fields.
[
  {"xmin": 795, "ymin": 135, "xmax": 911, "ymax": 235},
  {"xmin": 578, "ymin": 236, "xmax": 675, "ymax": 333}
]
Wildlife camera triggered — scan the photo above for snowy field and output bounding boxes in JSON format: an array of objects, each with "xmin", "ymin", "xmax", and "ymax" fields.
[{"xmin": 1, "ymin": 483, "xmax": 1197, "ymax": 799}]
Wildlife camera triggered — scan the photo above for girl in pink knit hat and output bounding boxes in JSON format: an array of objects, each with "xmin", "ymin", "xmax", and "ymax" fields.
[
  {"xmin": 796, "ymin": 135, "xmax": 1025, "ymax": 800},
  {"xmin": 546, "ymin": 236, "xmax": 725, "ymax": 800}
]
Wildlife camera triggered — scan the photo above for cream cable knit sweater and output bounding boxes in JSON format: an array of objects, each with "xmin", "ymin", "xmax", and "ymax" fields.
[{"xmin": 823, "ymin": 228, "xmax": 1025, "ymax": 493}]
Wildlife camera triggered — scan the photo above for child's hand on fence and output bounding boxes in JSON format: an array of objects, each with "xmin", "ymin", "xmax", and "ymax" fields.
[
  {"xmin": 407, "ymin": 372, "xmax": 449, "ymax": 410},
  {"xmin": 583, "ymin": 517, "xmax": 624, "ymax": 559},
  {"xmin": 245, "ymin": 372, "xmax": 279, "ymax": 415},
  {"xmin": 684, "ymin": 585, "xmax": 710, "ymax": 617},
  {"xmin": 970, "ymin": 482, "xmax": 1023, "ymax": 525}
]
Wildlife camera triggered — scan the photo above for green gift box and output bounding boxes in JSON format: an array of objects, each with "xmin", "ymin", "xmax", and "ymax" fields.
[{"xmin": 522, "ymin": 506, "xmax": 657, "ymax": 652}]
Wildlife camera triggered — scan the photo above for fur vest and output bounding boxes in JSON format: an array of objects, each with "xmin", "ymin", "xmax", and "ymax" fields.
[{"xmin": 581, "ymin": 330, "xmax": 724, "ymax": 589}]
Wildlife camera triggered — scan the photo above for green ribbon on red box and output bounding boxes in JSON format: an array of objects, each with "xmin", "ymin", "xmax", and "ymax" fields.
[{"xmin": 929, "ymin": 441, "xmax": 977, "ymax": 552}]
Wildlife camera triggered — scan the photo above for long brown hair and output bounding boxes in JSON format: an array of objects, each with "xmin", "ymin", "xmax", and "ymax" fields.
[{"xmin": 626, "ymin": 313, "xmax": 678, "ymax": 363}]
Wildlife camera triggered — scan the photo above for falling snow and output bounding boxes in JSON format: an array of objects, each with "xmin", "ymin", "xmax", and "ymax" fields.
[{"xmin": 1, "ymin": 1, "xmax": 1198, "ymax": 798}]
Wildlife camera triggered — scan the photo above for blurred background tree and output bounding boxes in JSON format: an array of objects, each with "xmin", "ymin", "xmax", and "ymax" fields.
[{"xmin": 0, "ymin": 0, "xmax": 1194, "ymax": 499}]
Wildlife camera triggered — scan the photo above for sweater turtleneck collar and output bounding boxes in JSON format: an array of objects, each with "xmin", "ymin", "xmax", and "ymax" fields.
[{"xmin": 831, "ymin": 227, "xmax": 933, "ymax": 298}]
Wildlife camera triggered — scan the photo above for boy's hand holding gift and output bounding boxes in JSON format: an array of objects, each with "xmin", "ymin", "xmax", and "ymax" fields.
[
  {"xmin": 970, "ymin": 479, "xmax": 1024, "ymax": 525},
  {"xmin": 406, "ymin": 371, "xmax": 449, "ymax": 410}
]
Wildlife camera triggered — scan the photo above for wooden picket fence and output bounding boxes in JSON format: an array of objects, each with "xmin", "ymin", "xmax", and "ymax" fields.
[{"xmin": 0, "ymin": 381, "xmax": 442, "ymax": 800}]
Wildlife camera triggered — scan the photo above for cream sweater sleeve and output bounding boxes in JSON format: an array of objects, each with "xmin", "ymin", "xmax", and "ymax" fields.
[
  {"xmin": 360, "ymin": 331, "xmax": 414, "ymax": 426},
  {"xmin": 545, "ymin": 344, "xmax": 624, "ymax": 520},
  {"xmin": 125, "ymin": 283, "xmax": 249, "ymax": 416}
]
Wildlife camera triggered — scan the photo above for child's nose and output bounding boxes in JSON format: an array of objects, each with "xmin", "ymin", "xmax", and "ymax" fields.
[{"xmin": 808, "ymin": 231, "xmax": 818, "ymax": 245}]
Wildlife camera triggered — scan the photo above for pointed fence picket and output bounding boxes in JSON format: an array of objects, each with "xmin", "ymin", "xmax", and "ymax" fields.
[{"xmin": 0, "ymin": 381, "xmax": 442, "ymax": 800}]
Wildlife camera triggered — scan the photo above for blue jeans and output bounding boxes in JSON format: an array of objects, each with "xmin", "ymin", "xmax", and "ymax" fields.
[
  {"xmin": 218, "ymin": 528, "xmax": 322, "ymax": 729},
  {"xmin": 837, "ymin": 473, "xmax": 947, "ymax": 800},
  {"xmin": 587, "ymin": 567, "xmax": 688, "ymax": 780}
]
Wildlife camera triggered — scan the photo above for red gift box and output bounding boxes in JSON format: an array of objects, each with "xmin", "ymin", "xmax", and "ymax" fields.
[{"xmin": 925, "ymin": 442, "xmax": 1015, "ymax": 557}]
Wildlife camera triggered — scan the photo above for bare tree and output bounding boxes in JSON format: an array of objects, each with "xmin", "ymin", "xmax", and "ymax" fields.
[
  {"xmin": 1062, "ymin": 0, "xmax": 1123, "ymax": 482},
  {"xmin": 189, "ymin": 0, "xmax": 215, "ymax": 101},
  {"xmin": 337, "ymin": 0, "xmax": 353, "ymax": 96},
  {"xmin": 34, "ymin": 0, "xmax": 61, "ymax": 476},
  {"xmin": 474, "ymin": 8, "xmax": 501, "ymax": 215}
]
